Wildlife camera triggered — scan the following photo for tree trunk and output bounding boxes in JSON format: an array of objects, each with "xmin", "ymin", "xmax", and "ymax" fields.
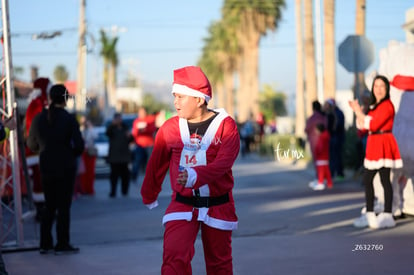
[
  {"xmin": 295, "ymin": 0, "xmax": 306, "ymax": 138},
  {"xmin": 214, "ymin": 82, "xmax": 225, "ymax": 109},
  {"xmin": 324, "ymin": 0, "xmax": 336, "ymax": 100},
  {"xmin": 103, "ymin": 61, "xmax": 109, "ymax": 111},
  {"xmin": 223, "ymin": 70, "xmax": 235, "ymax": 117},
  {"xmin": 108, "ymin": 65, "xmax": 117, "ymax": 110},
  {"xmin": 304, "ymin": 0, "xmax": 318, "ymax": 117},
  {"xmin": 237, "ymin": 38, "xmax": 260, "ymax": 122}
]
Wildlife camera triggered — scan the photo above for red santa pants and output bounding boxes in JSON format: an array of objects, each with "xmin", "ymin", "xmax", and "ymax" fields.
[
  {"xmin": 317, "ymin": 164, "xmax": 333, "ymax": 187},
  {"xmin": 162, "ymin": 210, "xmax": 233, "ymax": 275}
]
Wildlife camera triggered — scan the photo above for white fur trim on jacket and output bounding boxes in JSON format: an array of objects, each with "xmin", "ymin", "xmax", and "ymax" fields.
[
  {"xmin": 162, "ymin": 211, "xmax": 238, "ymax": 231},
  {"xmin": 364, "ymin": 115, "xmax": 373, "ymax": 130}
]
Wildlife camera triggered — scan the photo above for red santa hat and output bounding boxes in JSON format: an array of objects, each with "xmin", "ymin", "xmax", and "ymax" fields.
[
  {"xmin": 391, "ymin": 74, "xmax": 414, "ymax": 92},
  {"xmin": 32, "ymin": 77, "xmax": 52, "ymax": 107},
  {"xmin": 171, "ymin": 66, "xmax": 212, "ymax": 103}
]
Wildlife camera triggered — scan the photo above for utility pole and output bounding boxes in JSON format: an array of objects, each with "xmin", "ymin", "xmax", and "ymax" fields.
[
  {"xmin": 76, "ymin": 0, "xmax": 87, "ymax": 112},
  {"xmin": 295, "ymin": 0, "xmax": 305, "ymax": 139},
  {"xmin": 355, "ymin": 0, "xmax": 367, "ymax": 101},
  {"xmin": 314, "ymin": 0, "xmax": 324, "ymax": 103}
]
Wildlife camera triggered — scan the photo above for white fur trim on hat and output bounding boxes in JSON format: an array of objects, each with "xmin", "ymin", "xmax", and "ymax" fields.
[{"xmin": 171, "ymin": 83, "xmax": 211, "ymax": 103}]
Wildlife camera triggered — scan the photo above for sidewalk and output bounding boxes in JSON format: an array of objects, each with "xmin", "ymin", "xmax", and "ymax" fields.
[{"xmin": 3, "ymin": 155, "xmax": 414, "ymax": 275}]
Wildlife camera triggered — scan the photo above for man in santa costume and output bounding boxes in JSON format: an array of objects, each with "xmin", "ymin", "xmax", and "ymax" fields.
[
  {"xmin": 141, "ymin": 66, "xmax": 239, "ymax": 275},
  {"xmin": 24, "ymin": 77, "xmax": 53, "ymax": 220}
]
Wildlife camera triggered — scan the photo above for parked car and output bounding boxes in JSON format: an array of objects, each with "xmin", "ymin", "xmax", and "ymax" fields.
[{"xmin": 93, "ymin": 126, "xmax": 109, "ymax": 159}]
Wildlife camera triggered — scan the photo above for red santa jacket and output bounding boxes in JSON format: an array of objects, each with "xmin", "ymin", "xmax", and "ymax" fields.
[
  {"xmin": 141, "ymin": 109, "xmax": 240, "ymax": 231},
  {"xmin": 131, "ymin": 115, "xmax": 156, "ymax": 148},
  {"xmin": 362, "ymin": 99, "xmax": 403, "ymax": 169}
]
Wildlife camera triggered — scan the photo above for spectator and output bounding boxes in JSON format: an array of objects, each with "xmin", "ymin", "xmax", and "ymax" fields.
[
  {"xmin": 305, "ymin": 100, "xmax": 327, "ymax": 181},
  {"xmin": 27, "ymin": 84, "xmax": 84, "ymax": 254},
  {"xmin": 24, "ymin": 77, "xmax": 53, "ymax": 221},
  {"xmin": 240, "ymin": 116, "xmax": 255, "ymax": 157},
  {"xmin": 80, "ymin": 117, "xmax": 98, "ymax": 195},
  {"xmin": 309, "ymin": 123, "xmax": 333, "ymax": 190},
  {"xmin": 131, "ymin": 107, "xmax": 156, "ymax": 184},
  {"xmin": 323, "ymin": 98, "xmax": 345, "ymax": 180},
  {"xmin": 350, "ymin": 75, "xmax": 403, "ymax": 229},
  {"xmin": 106, "ymin": 113, "xmax": 132, "ymax": 197}
]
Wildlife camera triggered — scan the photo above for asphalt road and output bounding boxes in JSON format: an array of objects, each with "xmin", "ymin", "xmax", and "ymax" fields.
[{"xmin": 3, "ymin": 154, "xmax": 413, "ymax": 275}]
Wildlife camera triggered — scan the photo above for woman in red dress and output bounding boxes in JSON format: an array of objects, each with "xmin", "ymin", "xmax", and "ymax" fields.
[{"xmin": 349, "ymin": 75, "xmax": 403, "ymax": 229}]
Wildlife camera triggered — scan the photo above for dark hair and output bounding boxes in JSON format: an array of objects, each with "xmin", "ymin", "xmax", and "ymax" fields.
[
  {"xmin": 47, "ymin": 84, "xmax": 67, "ymax": 125},
  {"xmin": 316, "ymin": 123, "xmax": 325, "ymax": 132},
  {"xmin": 369, "ymin": 75, "xmax": 390, "ymax": 108},
  {"xmin": 312, "ymin": 100, "xmax": 322, "ymax": 112}
]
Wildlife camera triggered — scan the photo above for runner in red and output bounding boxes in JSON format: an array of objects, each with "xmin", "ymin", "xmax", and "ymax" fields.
[{"xmin": 141, "ymin": 66, "xmax": 239, "ymax": 275}]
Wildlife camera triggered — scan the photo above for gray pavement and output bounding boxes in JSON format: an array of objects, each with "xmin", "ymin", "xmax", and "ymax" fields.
[{"xmin": 3, "ymin": 154, "xmax": 414, "ymax": 275}]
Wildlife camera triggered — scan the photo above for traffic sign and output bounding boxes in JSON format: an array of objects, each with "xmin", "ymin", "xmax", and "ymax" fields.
[{"xmin": 338, "ymin": 35, "xmax": 374, "ymax": 73}]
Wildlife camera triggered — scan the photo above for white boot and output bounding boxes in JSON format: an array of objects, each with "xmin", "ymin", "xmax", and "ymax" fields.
[
  {"xmin": 353, "ymin": 214, "xmax": 368, "ymax": 228},
  {"xmin": 377, "ymin": 213, "xmax": 396, "ymax": 228},
  {"xmin": 366, "ymin": 212, "xmax": 379, "ymax": 229}
]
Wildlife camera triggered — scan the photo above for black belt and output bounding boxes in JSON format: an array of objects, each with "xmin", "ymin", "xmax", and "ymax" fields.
[
  {"xmin": 369, "ymin": 130, "xmax": 392, "ymax": 135},
  {"xmin": 175, "ymin": 192, "xmax": 230, "ymax": 208}
]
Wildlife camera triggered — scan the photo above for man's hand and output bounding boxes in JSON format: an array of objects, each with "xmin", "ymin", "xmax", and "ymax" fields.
[{"xmin": 177, "ymin": 170, "xmax": 188, "ymax": 186}]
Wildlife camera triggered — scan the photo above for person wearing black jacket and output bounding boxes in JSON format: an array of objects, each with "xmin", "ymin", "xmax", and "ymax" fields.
[
  {"xmin": 323, "ymin": 98, "xmax": 345, "ymax": 180},
  {"xmin": 27, "ymin": 84, "xmax": 84, "ymax": 255},
  {"xmin": 106, "ymin": 113, "xmax": 132, "ymax": 197}
]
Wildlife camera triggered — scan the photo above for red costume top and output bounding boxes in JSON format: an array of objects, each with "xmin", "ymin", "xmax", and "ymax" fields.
[
  {"xmin": 361, "ymin": 99, "xmax": 403, "ymax": 170},
  {"xmin": 131, "ymin": 115, "xmax": 156, "ymax": 148},
  {"xmin": 25, "ymin": 78, "xmax": 51, "ymax": 138},
  {"xmin": 24, "ymin": 77, "xmax": 51, "ymax": 199},
  {"xmin": 314, "ymin": 130, "xmax": 330, "ymax": 166},
  {"xmin": 141, "ymin": 109, "xmax": 240, "ymax": 231}
]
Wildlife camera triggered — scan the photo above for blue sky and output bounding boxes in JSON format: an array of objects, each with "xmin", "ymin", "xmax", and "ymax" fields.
[{"xmin": 7, "ymin": 0, "xmax": 414, "ymax": 100}]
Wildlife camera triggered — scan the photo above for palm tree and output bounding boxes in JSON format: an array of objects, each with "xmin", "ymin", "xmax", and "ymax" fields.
[
  {"xmin": 295, "ymin": 0, "xmax": 306, "ymax": 138},
  {"xmin": 198, "ymin": 22, "xmax": 226, "ymax": 109},
  {"xmin": 222, "ymin": 0, "xmax": 285, "ymax": 122},
  {"xmin": 304, "ymin": 0, "xmax": 317, "ymax": 117},
  {"xmin": 198, "ymin": 19, "xmax": 239, "ymax": 117},
  {"xmin": 324, "ymin": 0, "xmax": 336, "ymax": 100},
  {"xmin": 99, "ymin": 29, "xmax": 119, "ymax": 110}
]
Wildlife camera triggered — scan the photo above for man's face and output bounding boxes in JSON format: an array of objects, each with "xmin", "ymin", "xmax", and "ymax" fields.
[{"xmin": 173, "ymin": 93, "xmax": 200, "ymax": 120}]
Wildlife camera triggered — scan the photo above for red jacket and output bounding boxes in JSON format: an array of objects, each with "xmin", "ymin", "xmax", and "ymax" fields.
[
  {"xmin": 131, "ymin": 115, "xmax": 156, "ymax": 147},
  {"xmin": 141, "ymin": 109, "xmax": 240, "ymax": 230},
  {"xmin": 363, "ymin": 99, "xmax": 402, "ymax": 169}
]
